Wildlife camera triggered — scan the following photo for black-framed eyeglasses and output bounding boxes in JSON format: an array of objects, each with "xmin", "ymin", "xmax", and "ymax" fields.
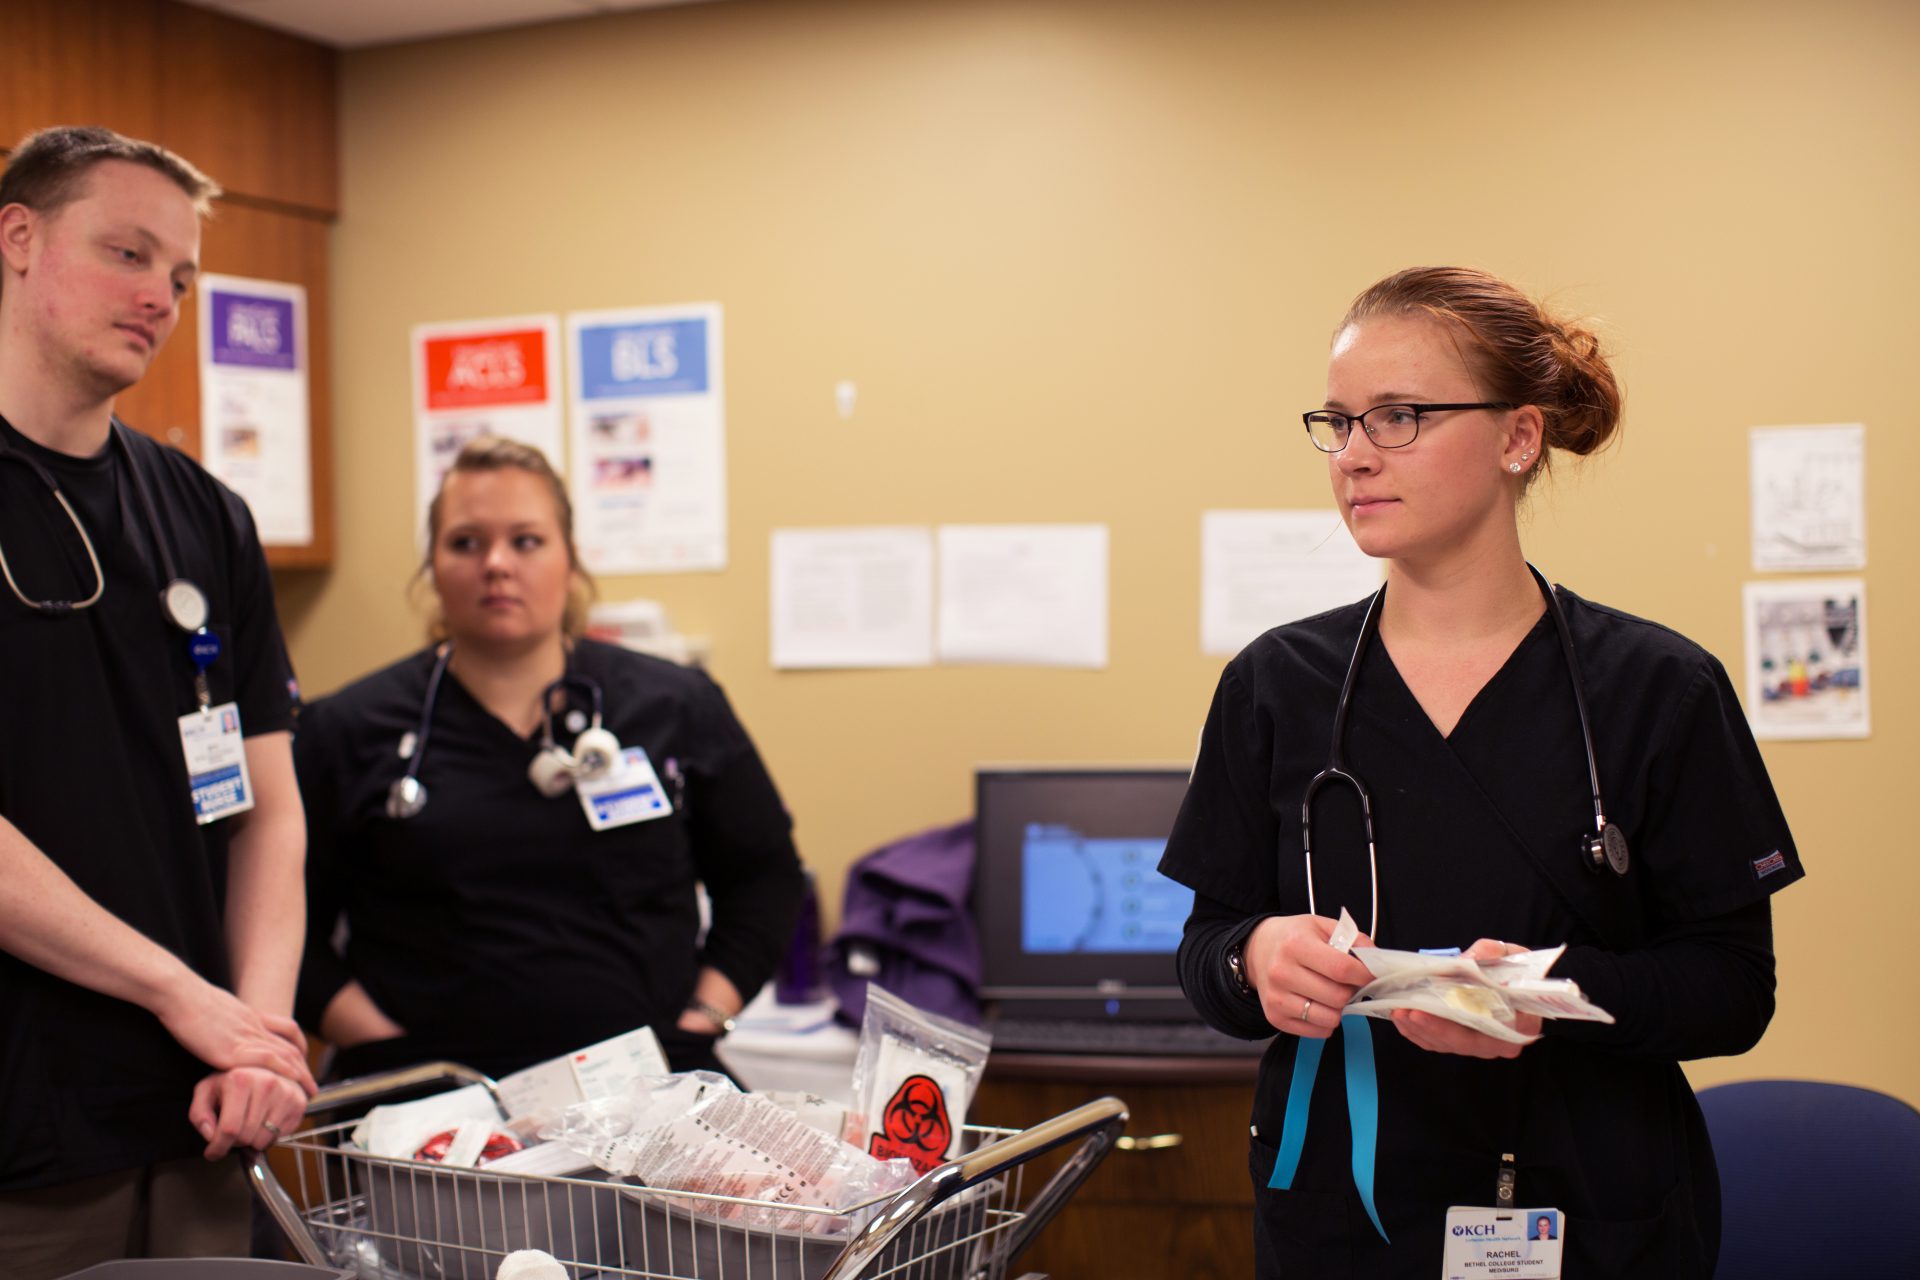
[{"xmin": 1302, "ymin": 402, "xmax": 1514, "ymax": 453}]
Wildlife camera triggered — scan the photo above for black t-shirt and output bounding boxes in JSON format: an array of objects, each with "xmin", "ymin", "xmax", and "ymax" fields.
[
  {"xmin": 294, "ymin": 639, "xmax": 805, "ymax": 1079},
  {"xmin": 0, "ymin": 417, "xmax": 298, "ymax": 1191},
  {"xmin": 1159, "ymin": 589, "xmax": 1803, "ymax": 1278}
]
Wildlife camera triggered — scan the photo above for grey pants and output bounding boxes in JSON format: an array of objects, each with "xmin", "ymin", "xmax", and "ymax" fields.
[{"xmin": 0, "ymin": 1154, "xmax": 250, "ymax": 1280}]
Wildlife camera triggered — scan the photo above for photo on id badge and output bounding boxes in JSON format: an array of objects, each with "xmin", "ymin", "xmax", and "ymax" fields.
[{"xmin": 1442, "ymin": 1206, "xmax": 1564, "ymax": 1279}]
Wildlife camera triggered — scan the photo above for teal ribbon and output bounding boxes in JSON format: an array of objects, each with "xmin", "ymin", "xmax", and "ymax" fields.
[{"xmin": 1265, "ymin": 1013, "xmax": 1388, "ymax": 1242}]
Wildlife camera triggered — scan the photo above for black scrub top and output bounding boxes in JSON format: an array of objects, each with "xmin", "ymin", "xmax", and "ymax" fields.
[
  {"xmin": 1159, "ymin": 589, "xmax": 1802, "ymax": 1279},
  {"xmin": 295, "ymin": 638, "xmax": 805, "ymax": 1079},
  {"xmin": 0, "ymin": 417, "xmax": 297, "ymax": 1190}
]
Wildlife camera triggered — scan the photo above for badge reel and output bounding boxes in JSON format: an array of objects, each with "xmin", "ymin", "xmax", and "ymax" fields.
[{"xmin": 162, "ymin": 579, "xmax": 217, "ymax": 710}]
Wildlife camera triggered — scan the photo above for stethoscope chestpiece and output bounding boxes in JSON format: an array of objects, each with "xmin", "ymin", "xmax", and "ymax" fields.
[
  {"xmin": 1581, "ymin": 823, "xmax": 1630, "ymax": 876},
  {"xmin": 387, "ymin": 774, "xmax": 429, "ymax": 821}
]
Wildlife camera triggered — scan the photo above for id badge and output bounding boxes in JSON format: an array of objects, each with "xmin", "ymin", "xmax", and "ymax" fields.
[
  {"xmin": 178, "ymin": 702, "xmax": 255, "ymax": 824},
  {"xmin": 1443, "ymin": 1206, "xmax": 1565, "ymax": 1279},
  {"xmin": 577, "ymin": 746, "xmax": 674, "ymax": 831}
]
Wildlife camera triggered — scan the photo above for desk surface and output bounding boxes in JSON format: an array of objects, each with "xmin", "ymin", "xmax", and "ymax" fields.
[{"xmin": 983, "ymin": 1051, "xmax": 1261, "ymax": 1084}]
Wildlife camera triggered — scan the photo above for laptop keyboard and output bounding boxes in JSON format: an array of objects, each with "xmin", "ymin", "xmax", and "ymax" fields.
[{"xmin": 987, "ymin": 1016, "xmax": 1271, "ymax": 1057}]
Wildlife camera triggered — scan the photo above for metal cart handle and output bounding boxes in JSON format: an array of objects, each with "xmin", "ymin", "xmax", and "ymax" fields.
[
  {"xmin": 821, "ymin": 1095, "xmax": 1129, "ymax": 1280},
  {"xmin": 248, "ymin": 1061, "xmax": 504, "ymax": 1266}
]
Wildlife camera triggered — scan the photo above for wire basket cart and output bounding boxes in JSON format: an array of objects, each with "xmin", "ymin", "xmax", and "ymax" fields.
[{"xmin": 249, "ymin": 1063, "xmax": 1126, "ymax": 1280}]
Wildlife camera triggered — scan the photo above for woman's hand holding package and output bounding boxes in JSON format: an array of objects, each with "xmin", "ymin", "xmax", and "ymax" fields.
[
  {"xmin": 1389, "ymin": 938, "xmax": 1542, "ymax": 1060},
  {"xmin": 1244, "ymin": 914, "xmax": 1375, "ymax": 1040}
]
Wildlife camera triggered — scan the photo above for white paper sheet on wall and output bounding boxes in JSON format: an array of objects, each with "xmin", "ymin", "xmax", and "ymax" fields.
[
  {"xmin": 1749, "ymin": 424, "xmax": 1866, "ymax": 571},
  {"xmin": 1201, "ymin": 510, "xmax": 1381, "ymax": 656},
  {"xmin": 936, "ymin": 524, "xmax": 1108, "ymax": 668},
  {"xmin": 769, "ymin": 527, "xmax": 934, "ymax": 669}
]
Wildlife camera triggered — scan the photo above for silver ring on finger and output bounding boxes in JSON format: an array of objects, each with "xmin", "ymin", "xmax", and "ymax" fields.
[
  {"xmin": 1300, "ymin": 998, "xmax": 1314, "ymax": 1024},
  {"xmin": 263, "ymin": 1120, "xmax": 282, "ymax": 1139}
]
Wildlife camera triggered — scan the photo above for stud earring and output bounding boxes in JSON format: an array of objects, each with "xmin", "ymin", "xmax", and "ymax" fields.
[{"xmin": 1509, "ymin": 463, "xmax": 1522, "ymax": 473}]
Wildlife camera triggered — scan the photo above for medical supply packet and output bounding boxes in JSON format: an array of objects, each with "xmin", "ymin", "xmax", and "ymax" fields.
[
  {"xmin": 1337, "ymin": 911, "xmax": 1613, "ymax": 1045},
  {"xmin": 546, "ymin": 1071, "xmax": 917, "ymax": 1234},
  {"xmin": 347, "ymin": 1025, "xmax": 668, "ymax": 1168},
  {"xmin": 846, "ymin": 984, "xmax": 992, "ymax": 1176}
]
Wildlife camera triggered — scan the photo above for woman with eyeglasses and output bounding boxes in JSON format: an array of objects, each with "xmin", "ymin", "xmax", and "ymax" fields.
[{"xmin": 1159, "ymin": 267, "xmax": 1802, "ymax": 1277}]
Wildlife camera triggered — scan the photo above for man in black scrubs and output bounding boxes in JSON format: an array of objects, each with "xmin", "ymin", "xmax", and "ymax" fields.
[{"xmin": 0, "ymin": 126, "xmax": 314, "ymax": 1278}]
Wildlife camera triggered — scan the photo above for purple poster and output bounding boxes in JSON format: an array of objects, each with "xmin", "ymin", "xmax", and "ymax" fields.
[{"xmin": 209, "ymin": 290, "xmax": 298, "ymax": 370}]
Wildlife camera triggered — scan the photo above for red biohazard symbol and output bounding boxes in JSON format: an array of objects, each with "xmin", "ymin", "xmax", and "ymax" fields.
[{"xmin": 868, "ymin": 1074, "xmax": 953, "ymax": 1174}]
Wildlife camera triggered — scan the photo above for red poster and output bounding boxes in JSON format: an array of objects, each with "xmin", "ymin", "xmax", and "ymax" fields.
[{"xmin": 423, "ymin": 328, "xmax": 549, "ymax": 410}]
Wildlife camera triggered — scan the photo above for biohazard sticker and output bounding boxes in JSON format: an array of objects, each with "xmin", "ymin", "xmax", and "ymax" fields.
[{"xmin": 867, "ymin": 1073, "xmax": 955, "ymax": 1174}]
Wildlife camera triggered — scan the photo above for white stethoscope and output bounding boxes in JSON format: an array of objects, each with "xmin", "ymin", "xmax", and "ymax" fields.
[
  {"xmin": 385, "ymin": 645, "xmax": 625, "ymax": 819},
  {"xmin": 0, "ymin": 423, "xmax": 224, "ymax": 706},
  {"xmin": 1301, "ymin": 564, "xmax": 1629, "ymax": 938}
]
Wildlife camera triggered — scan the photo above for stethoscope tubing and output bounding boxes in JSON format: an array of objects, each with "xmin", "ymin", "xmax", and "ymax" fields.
[
  {"xmin": 1301, "ymin": 564, "xmax": 1618, "ymax": 940},
  {"xmin": 388, "ymin": 646, "xmax": 607, "ymax": 818},
  {"xmin": 0, "ymin": 423, "xmax": 198, "ymax": 620}
]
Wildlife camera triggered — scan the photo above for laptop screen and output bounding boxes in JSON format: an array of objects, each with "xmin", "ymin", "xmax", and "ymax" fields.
[{"xmin": 973, "ymin": 766, "xmax": 1195, "ymax": 1018}]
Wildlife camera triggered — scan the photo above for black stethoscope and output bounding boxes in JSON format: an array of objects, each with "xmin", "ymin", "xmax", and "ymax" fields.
[
  {"xmin": 1302, "ymin": 563, "xmax": 1629, "ymax": 938},
  {"xmin": 386, "ymin": 645, "xmax": 625, "ymax": 819},
  {"xmin": 0, "ymin": 423, "xmax": 225, "ymax": 706}
]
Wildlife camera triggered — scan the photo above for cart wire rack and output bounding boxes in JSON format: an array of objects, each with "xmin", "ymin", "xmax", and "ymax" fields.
[{"xmin": 250, "ymin": 1063, "xmax": 1126, "ymax": 1280}]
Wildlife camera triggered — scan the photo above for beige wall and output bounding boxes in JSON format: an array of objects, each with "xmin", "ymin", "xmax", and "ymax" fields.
[{"xmin": 287, "ymin": 0, "xmax": 1918, "ymax": 1102}]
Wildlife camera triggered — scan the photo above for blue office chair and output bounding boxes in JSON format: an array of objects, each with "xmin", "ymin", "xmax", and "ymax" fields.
[{"xmin": 1696, "ymin": 1079, "xmax": 1920, "ymax": 1279}]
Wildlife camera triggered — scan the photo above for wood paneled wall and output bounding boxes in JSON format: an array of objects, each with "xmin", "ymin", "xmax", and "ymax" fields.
[{"xmin": 0, "ymin": 0, "xmax": 338, "ymax": 565}]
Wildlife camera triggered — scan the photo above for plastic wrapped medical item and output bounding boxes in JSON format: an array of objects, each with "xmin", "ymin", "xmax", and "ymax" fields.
[
  {"xmin": 846, "ymin": 984, "xmax": 992, "ymax": 1175},
  {"xmin": 1344, "ymin": 926, "xmax": 1614, "ymax": 1045},
  {"xmin": 546, "ymin": 1071, "xmax": 916, "ymax": 1233},
  {"xmin": 760, "ymin": 1088, "xmax": 851, "ymax": 1139}
]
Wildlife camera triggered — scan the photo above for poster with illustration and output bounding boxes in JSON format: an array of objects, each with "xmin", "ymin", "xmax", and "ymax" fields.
[
  {"xmin": 1742, "ymin": 578, "xmax": 1869, "ymax": 740},
  {"xmin": 1749, "ymin": 424, "xmax": 1865, "ymax": 571}
]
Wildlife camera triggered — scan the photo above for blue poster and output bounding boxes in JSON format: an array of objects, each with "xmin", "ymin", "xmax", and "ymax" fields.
[{"xmin": 577, "ymin": 318, "xmax": 710, "ymax": 401}]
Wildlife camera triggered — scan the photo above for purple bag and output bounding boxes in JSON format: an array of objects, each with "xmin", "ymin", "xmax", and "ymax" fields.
[{"xmin": 826, "ymin": 819, "xmax": 983, "ymax": 1027}]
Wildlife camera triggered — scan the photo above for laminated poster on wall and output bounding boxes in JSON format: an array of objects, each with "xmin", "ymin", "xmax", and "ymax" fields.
[
  {"xmin": 1749, "ymin": 423, "xmax": 1866, "ymax": 572},
  {"xmin": 411, "ymin": 315, "xmax": 565, "ymax": 543},
  {"xmin": 1741, "ymin": 577, "xmax": 1869, "ymax": 740},
  {"xmin": 566, "ymin": 303, "xmax": 727, "ymax": 574},
  {"xmin": 1200, "ymin": 509, "xmax": 1382, "ymax": 656},
  {"xmin": 197, "ymin": 274, "xmax": 311, "ymax": 546}
]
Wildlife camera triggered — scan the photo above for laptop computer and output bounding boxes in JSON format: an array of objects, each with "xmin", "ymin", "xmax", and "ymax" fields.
[{"xmin": 972, "ymin": 766, "xmax": 1268, "ymax": 1058}]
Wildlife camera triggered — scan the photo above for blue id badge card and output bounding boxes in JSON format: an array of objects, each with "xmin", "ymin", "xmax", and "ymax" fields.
[
  {"xmin": 576, "ymin": 746, "xmax": 673, "ymax": 831},
  {"xmin": 1443, "ymin": 1207, "xmax": 1565, "ymax": 1278},
  {"xmin": 177, "ymin": 702, "xmax": 255, "ymax": 824}
]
